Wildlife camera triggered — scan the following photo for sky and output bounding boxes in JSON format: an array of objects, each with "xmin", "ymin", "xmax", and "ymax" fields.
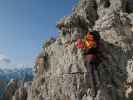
[{"xmin": 0, "ymin": 0, "xmax": 77, "ymax": 69}]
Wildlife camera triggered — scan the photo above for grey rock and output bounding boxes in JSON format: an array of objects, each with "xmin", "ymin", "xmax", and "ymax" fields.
[
  {"xmin": 27, "ymin": 0, "xmax": 133, "ymax": 100},
  {"xmin": 13, "ymin": 87, "xmax": 27, "ymax": 100},
  {"xmin": 2, "ymin": 79, "xmax": 18, "ymax": 100}
]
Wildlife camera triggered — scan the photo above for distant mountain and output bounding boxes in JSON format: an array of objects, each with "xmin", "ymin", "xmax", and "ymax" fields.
[
  {"xmin": 0, "ymin": 67, "xmax": 33, "ymax": 98},
  {"xmin": 0, "ymin": 68, "xmax": 33, "ymax": 81}
]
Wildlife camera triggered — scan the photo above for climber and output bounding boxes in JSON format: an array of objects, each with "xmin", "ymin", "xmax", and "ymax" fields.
[
  {"xmin": 84, "ymin": 31, "xmax": 101, "ymax": 97},
  {"xmin": 75, "ymin": 31, "xmax": 101, "ymax": 97},
  {"xmin": 75, "ymin": 31, "xmax": 100, "ymax": 97}
]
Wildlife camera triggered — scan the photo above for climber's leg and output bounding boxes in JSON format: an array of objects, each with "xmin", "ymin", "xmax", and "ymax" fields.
[
  {"xmin": 94, "ymin": 69, "xmax": 100, "ymax": 87},
  {"xmin": 91, "ymin": 63, "xmax": 99, "ymax": 96},
  {"xmin": 86, "ymin": 60, "xmax": 96, "ymax": 97},
  {"xmin": 91, "ymin": 60, "xmax": 101, "ymax": 88}
]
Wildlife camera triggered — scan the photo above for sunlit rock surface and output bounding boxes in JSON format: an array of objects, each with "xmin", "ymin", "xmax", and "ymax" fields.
[{"xmin": 12, "ymin": 0, "xmax": 133, "ymax": 100}]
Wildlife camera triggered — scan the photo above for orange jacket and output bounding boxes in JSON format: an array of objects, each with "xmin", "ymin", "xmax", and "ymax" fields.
[{"xmin": 83, "ymin": 32, "xmax": 96, "ymax": 49}]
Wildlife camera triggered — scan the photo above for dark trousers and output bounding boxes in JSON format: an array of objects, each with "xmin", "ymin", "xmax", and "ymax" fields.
[{"xmin": 85, "ymin": 54, "xmax": 100, "ymax": 97}]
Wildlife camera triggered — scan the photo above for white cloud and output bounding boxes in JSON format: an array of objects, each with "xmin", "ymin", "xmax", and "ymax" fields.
[
  {"xmin": 0, "ymin": 54, "xmax": 11, "ymax": 65},
  {"xmin": 0, "ymin": 54, "xmax": 33, "ymax": 69}
]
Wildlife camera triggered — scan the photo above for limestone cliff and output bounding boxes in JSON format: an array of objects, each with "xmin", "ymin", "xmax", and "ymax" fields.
[{"xmin": 21, "ymin": 0, "xmax": 133, "ymax": 100}]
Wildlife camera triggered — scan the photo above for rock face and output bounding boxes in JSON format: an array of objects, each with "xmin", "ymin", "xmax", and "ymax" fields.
[
  {"xmin": 27, "ymin": 0, "xmax": 133, "ymax": 100},
  {"xmin": 2, "ymin": 79, "xmax": 18, "ymax": 100},
  {"xmin": 13, "ymin": 87, "xmax": 27, "ymax": 100},
  {"xmin": 0, "ymin": 68, "xmax": 33, "ymax": 100},
  {"xmin": 12, "ymin": 81, "xmax": 32, "ymax": 100},
  {"xmin": 0, "ymin": 80, "xmax": 6, "ymax": 100}
]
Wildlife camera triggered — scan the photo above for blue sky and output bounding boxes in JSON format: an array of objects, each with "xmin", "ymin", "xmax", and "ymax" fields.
[{"xmin": 0, "ymin": 0, "xmax": 77, "ymax": 69}]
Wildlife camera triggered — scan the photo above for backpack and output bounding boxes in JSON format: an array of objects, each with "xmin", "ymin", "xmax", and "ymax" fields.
[{"xmin": 76, "ymin": 38, "xmax": 85, "ymax": 49}]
